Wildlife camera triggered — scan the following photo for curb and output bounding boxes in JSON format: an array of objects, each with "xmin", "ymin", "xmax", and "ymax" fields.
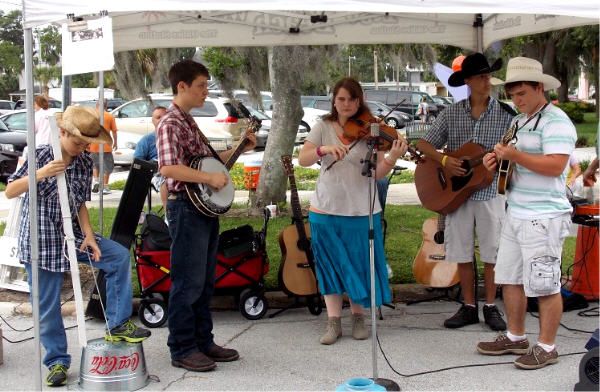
[{"xmin": 5, "ymin": 284, "xmax": 455, "ymax": 318}]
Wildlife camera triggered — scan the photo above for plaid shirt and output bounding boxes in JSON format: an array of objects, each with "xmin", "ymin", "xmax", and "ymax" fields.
[
  {"xmin": 8, "ymin": 145, "xmax": 99, "ymax": 272},
  {"xmin": 423, "ymin": 97, "xmax": 514, "ymax": 200},
  {"xmin": 156, "ymin": 103, "xmax": 212, "ymax": 192}
]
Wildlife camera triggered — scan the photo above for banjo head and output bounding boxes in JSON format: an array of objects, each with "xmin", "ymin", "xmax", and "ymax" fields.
[{"xmin": 188, "ymin": 156, "xmax": 235, "ymax": 214}]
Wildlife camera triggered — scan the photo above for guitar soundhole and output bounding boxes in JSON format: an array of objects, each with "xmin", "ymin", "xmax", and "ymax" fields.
[
  {"xmin": 433, "ymin": 231, "xmax": 444, "ymax": 244},
  {"xmin": 451, "ymin": 172, "xmax": 473, "ymax": 192}
]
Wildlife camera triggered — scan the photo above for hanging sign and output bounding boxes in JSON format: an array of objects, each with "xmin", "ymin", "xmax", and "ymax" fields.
[{"xmin": 62, "ymin": 16, "xmax": 114, "ymax": 75}]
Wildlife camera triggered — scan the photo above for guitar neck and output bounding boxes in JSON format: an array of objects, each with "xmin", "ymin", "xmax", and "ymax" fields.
[
  {"xmin": 224, "ymin": 138, "xmax": 250, "ymax": 170},
  {"xmin": 288, "ymin": 173, "xmax": 308, "ymax": 237},
  {"xmin": 436, "ymin": 214, "xmax": 446, "ymax": 232}
]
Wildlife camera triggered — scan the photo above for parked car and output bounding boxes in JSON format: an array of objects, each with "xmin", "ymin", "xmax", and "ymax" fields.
[
  {"xmin": 0, "ymin": 117, "xmax": 26, "ymax": 181},
  {"xmin": 14, "ymin": 98, "xmax": 62, "ymax": 110},
  {"xmin": 76, "ymin": 98, "xmax": 127, "ymax": 112},
  {"xmin": 301, "ymin": 95, "xmax": 332, "ymax": 111},
  {"xmin": 431, "ymin": 95, "xmax": 452, "ymax": 111},
  {"xmin": 0, "ymin": 100, "xmax": 15, "ymax": 115},
  {"xmin": 0, "ymin": 108, "xmax": 62, "ymax": 134},
  {"xmin": 110, "ymin": 96, "xmax": 250, "ymax": 165},
  {"xmin": 365, "ymin": 100, "xmax": 412, "ymax": 129},
  {"xmin": 364, "ymin": 90, "xmax": 439, "ymax": 119},
  {"xmin": 247, "ymin": 107, "xmax": 309, "ymax": 149}
]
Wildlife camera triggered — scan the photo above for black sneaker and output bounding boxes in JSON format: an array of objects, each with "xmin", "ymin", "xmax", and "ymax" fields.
[
  {"xmin": 105, "ymin": 320, "xmax": 151, "ymax": 343},
  {"xmin": 46, "ymin": 364, "xmax": 68, "ymax": 387},
  {"xmin": 92, "ymin": 182, "xmax": 99, "ymax": 193},
  {"xmin": 444, "ymin": 304, "xmax": 479, "ymax": 328},
  {"xmin": 483, "ymin": 305, "xmax": 507, "ymax": 331}
]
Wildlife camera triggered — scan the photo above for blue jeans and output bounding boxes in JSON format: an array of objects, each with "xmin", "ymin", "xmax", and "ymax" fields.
[
  {"xmin": 166, "ymin": 197, "xmax": 219, "ymax": 360},
  {"xmin": 24, "ymin": 237, "xmax": 133, "ymax": 369}
]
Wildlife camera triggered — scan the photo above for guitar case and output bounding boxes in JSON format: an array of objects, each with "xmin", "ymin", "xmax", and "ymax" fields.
[{"xmin": 85, "ymin": 159, "xmax": 156, "ymax": 320}]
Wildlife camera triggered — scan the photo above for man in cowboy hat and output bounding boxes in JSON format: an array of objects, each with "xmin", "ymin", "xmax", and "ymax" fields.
[
  {"xmin": 5, "ymin": 106, "xmax": 151, "ymax": 386},
  {"xmin": 417, "ymin": 52, "xmax": 514, "ymax": 331},
  {"xmin": 478, "ymin": 57, "xmax": 577, "ymax": 370}
]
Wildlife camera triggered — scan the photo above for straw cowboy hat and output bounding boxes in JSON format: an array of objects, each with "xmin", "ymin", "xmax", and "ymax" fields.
[
  {"xmin": 448, "ymin": 52, "xmax": 502, "ymax": 87},
  {"xmin": 55, "ymin": 106, "xmax": 112, "ymax": 144},
  {"xmin": 494, "ymin": 57, "xmax": 561, "ymax": 91}
]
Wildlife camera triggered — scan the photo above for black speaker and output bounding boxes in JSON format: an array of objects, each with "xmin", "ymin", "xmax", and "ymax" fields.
[
  {"xmin": 85, "ymin": 159, "xmax": 156, "ymax": 320},
  {"xmin": 575, "ymin": 329, "xmax": 599, "ymax": 391}
]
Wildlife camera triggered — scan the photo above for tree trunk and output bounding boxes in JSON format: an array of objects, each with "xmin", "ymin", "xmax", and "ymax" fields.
[
  {"xmin": 253, "ymin": 46, "xmax": 304, "ymax": 214},
  {"xmin": 113, "ymin": 51, "xmax": 147, "ymax": 100}
]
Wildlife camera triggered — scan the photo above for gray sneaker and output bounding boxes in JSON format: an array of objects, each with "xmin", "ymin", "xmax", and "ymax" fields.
[
  {"xmin": 105, "ymin": 320, "xmax": 151, "ymax": 343},
  {"xmin": 514, "ymin": 344, "xmax": 559, "ymax": 370},
  {"xmin": 477, "ymin": 332, "xmax": 530, "ymax": 355}
]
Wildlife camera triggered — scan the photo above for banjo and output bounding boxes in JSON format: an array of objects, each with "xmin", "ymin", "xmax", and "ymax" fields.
[{"xmin": 185, "ymin": 117, "xmax": 261, "ymax": 217}]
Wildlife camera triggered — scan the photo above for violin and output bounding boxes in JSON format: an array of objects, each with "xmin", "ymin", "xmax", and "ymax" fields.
[
  {"xmin": 341, "ymin": 109, "xmax": 423, "ymax": 161},
  {"xmin": 341, "ymin": 110, "xmax": 398, "ymax": 151}
]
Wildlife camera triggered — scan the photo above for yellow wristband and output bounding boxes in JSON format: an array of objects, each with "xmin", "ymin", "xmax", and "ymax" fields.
[{"xmin": 441, "ymin": 155, "xmax": 448, "ymax": 167}]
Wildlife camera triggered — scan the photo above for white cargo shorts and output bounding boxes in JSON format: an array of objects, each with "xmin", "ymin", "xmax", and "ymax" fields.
[{"xmin": 494, "ymin": 212, "xmax": 571, "ymax": 297}]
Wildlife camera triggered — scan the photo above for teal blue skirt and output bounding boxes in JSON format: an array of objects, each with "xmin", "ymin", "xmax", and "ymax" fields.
[{"xmin": 308, "ymin": 212, "xmax": 391, "ymax": 308}]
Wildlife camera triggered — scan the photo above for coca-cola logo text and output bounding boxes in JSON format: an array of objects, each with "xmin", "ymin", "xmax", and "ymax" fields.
[{"xmin": 89, "ymin": 353, "xmax": 140, "ymax": 375}]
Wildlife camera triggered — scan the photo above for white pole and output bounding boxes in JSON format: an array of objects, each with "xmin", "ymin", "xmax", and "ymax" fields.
[
  {"xmin": 48, "ymin": 116, "xmax": 88, "ymax": 347},
  {"xmin": 98, "ymin": 72, "xmax": 105, "ymax": 233},
  {"xmin": 23, "ymin": 26, "xmax": 42, "ymax": 391}
]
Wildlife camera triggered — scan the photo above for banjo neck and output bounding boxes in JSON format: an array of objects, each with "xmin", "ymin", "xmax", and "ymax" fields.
[{"xmin": 224, "ymin": 116, "xmax": 261, "ymax": 170}]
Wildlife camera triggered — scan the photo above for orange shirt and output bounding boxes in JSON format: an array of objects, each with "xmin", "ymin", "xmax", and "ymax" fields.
[{"xmin": 89, "ymin": 111, "xmax": 117, "ymax": 153}]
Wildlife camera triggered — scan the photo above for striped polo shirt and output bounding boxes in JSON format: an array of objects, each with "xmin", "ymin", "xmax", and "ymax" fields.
[{"xmin": 507, "ymin": 104, "xmax": 577, "ymax": 218}]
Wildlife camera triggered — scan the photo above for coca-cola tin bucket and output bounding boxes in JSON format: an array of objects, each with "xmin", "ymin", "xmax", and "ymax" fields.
[{"xmin": 78, "ymin": 338, "xmax": 149, "ymax": 391}]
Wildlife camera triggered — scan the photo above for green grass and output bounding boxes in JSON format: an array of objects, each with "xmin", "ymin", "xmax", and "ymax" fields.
[
  {"xmin": 0, "ymin": 204, "xmax": 580, "ymax": 293},
  {"xmin": 575, "ymin": 112, "xmax": 599, "ymax": 146}
]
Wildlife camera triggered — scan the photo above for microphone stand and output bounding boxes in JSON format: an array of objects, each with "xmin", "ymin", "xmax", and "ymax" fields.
[{"xmin": 360, "ymin": 124, "xmax": 400, "ymax": 391}]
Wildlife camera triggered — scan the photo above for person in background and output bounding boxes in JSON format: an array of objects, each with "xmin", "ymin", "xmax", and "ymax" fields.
[
  {"xmin": 134, "ymin": 106, "xmax": 168, "ymax": 209},
  {"xmin": 34, "ymin": 95, "xmax": 52, "ymax": 147},
  {"xmin": 298, "ymin": 77, "xmax": 407, "ymax": 345},
  {"xmin": 417, "ymin": 52, "xmax": 513, "ymax": 332},
  {"xmin": 5, "ymin": 106, "xmax": 150, "ymax": 386},
  {"xmin": 89, "ymin": 99, "xmax": 117, "ymax": 194},
  {"xmin": 566, "ymin": 153, "xmax": 582, "ymax": 197},
  {"xmin": 583, "ymin": 158, "xmax": 599, "ymax": 186},
  {"xmin": 478, "ymin": 57, "xmax": 577, "ymax": 370},
  {"xmin": 416, "ymin": 96, "xmax": 429, "ymax": 123}
]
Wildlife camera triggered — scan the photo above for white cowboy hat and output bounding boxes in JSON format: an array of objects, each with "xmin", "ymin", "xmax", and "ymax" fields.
[
  {"xmin": 56, "ymin": 106, "xmax": 112, "ymax": 144},
  {"xmin": 494, "ymin": 57, "xmax": 561, "ymax": 91}
]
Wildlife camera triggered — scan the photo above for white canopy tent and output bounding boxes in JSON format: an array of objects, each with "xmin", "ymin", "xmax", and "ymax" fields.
[
  {"xmin": 19, "ymin": 0, "xmax": 600, "ymax": 389},
  {"xmin": 22, "ymin": 1, "xmax": 599, "ymax": 51}
]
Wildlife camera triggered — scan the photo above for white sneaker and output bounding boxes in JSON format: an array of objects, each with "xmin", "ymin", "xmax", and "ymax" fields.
[{"xmin": 102, "ymin": 188, "xmax": 111, "ymax": 195}]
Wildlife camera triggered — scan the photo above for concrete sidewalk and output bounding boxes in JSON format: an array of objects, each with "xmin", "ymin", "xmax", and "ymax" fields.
[{"xmin": 0, "ymin": 300, "xmax": 595, "ymax": 390}]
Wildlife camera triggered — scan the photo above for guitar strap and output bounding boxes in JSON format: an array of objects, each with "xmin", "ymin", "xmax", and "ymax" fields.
[{"xmin": 511, "ymin": 102, "xmax": 549, "ymax": 141}]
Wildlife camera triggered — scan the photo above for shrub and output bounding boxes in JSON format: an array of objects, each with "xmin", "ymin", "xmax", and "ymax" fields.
[{"xmin": 555, "ymin": 102, "xmax": 585, "ymax": 123}]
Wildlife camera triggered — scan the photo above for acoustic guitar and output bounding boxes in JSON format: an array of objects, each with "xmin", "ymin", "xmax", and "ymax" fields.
[
  {"xmin": 412, "ymin": 215, "xmax": 460, "ymax": 288},
  {"xmin": 277, "ymin": 155, "xmax": 319, "ymax": 296},
  {"xmin": 497, "ymin": 122, "xmax": 519, "ymax": 195},
  {"xmin": 185, "ymin": 117, "xmax": 261, "ymax": 217},
  {"xmin": 415, "ymin": 142, "xmax": 494, "ymax": 215}
]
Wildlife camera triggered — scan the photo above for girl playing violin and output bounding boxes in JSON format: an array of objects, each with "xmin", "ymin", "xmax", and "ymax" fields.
[{"xmin": 298, "ymin": 77, "xmax": 408, "ymax": 345}]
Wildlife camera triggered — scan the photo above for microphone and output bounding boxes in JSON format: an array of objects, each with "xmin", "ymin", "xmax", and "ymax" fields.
[
  {"xmin": 361, "ymin": 123, "xmax": 379, "ymax": 176},
  {"xmin": 370, "ymin": 122, "xmax": 380, "ymax": 146}
]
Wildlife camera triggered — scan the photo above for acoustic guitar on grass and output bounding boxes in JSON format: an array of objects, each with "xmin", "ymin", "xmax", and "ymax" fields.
[
  {"xmin": 277, "ymin": 155, "xmax": 319, "ymax": 297},
  {"xmin": 412, "ymin": 214, "xmax": 460, "ymax": 288}
]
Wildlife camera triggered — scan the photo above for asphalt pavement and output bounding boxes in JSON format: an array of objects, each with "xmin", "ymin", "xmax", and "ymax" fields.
[{"xmin": 0, "ymin": 299, "xmax": 596, "ymax": 390}]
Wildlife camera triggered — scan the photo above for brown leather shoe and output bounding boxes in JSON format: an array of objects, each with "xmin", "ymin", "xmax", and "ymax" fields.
[
  {"xmin": 514, "ymin": 344, "xmax": 559, "ymax": 370},
  {"xmin": 171, "ymin": 351, "xmax": 216, "ymax": 372},
  {"xmin": 204, "ymin": 343, "xmax": 240, "ymax": 362}
]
